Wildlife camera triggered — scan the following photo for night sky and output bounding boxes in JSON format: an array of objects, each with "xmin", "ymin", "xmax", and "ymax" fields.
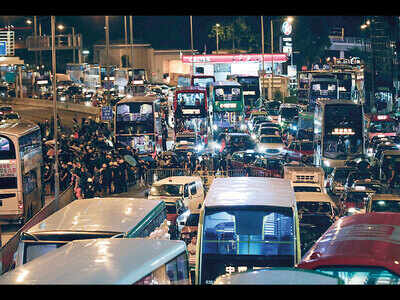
[{"xmin": 0, "ymin": 15, "xmax": 365, "ymax": 53}]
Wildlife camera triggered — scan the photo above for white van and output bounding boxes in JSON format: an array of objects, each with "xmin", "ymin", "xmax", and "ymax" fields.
[{"xmin": 148, "ymin": 176, "xmax": 205, "ymax": 213}]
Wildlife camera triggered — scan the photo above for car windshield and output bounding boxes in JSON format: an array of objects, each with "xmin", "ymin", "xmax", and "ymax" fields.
[
  {"xmin": 150, "ymin": 184, "xmax": 183, "ymax": 196},
  {"xmin": 260, "ymin": 128, "xmax": 279, "ymax": 135},
  {"xmin": 293, "ymin": 186, "xmax": 322, "ymax": 193},
  {"xmin": 297, "ymin": 201, "xmax": 332, "ymax": 214},
  {"xmin": 260, "ymin": 136, "xmax": 282, "ymax": 144},
  {"xmin": 369, "ymin": 120, "xmax": 397, "ymax": 133},
  {"xmin": 371, "ymin": 200, "xmax": 400, "ymax": 213}
]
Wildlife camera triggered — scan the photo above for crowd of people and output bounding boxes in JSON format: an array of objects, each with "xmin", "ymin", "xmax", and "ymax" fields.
[{"xmin": 40, "ymin": 116, "xmax": 154, "ymax": 200}]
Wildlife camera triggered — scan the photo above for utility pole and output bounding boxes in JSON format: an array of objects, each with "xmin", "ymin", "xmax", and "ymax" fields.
[
  {"xmin": 261, "ymin": 16, "xmax": 265, "ymax": 100},
  {"xmin": 129, "ymin": 16, "xmax": 134, "ymax": 68},
  {"xmin": 270, "ymin": 17, "xmax": 274, "ymax": 100},
  {"xmin": 124, "ymin": 16, "xmax": 128, "ymax": 45},
  {"xmin": 190, "ymin": 16, "xmax": 194, "ymax": 75},
  {"xmin": 51, "ymin": 16, "xmax": 60, "ymax": 210}
]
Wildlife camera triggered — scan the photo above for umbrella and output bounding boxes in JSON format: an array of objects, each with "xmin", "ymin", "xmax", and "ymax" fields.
[{"xmin": 124, "ymin": 155, "xmax": 137, "ymax": 167}]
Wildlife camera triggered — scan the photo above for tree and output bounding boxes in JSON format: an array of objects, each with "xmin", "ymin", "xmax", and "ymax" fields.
[{"xmin": 292, "ymin": 16, "xmax": 332, "ymax": 69}]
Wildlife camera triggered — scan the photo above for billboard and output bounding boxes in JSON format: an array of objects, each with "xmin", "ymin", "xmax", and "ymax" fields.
[{"xmin": 0, "ymin": 41, "xmax": 6, "ymax": 56}]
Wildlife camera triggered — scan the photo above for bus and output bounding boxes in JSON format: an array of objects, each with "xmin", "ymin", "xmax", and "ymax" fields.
[
  {"xmin": 195, "ymin": 177, "xmax": 300, "ymax": 285},
  {"xmin": 231, "ymin": 75, "xmax": 261, "ymax": 110},
  {"xmin": 308, "ymin": 73, "xmax": 338, "ymax": 110},
  {"xmin": 298, "ymin": 212, "xmax": 400, "ymax": 285},
  {"xmin": 314, "ymin": 99, "xmax": 365, "ymax": 174},
  {"xmin": 366, "ymin": 114, "xmax": 398, "ymax": 141},
  {"xmin": 12, "ymin": 197, "xmax": 169, "ymax": 269},
  {"xmin": 209, "ymin": 81, "xmax": 245, "ymax": 137},
  {"xmin": 174, "ymin": 86, "xmax": 209, "ymax": 148},
  {"xmin": 297, "ymin": 71, "xmax": 311, "ymax": 105},
  {"xmin": 114, "ymin": 95, "xmax": 162, "ymax": 157},
  {"xmin": 0, "ymin": 239, "xmax": 190, "ymax": 285},
  {"xmin": 0, "ymin": 121, "xmax": 43, "ymax": 224},
  {"xmin": 191, "ymin": 75, "xmax": 215, "ymax": 91}
]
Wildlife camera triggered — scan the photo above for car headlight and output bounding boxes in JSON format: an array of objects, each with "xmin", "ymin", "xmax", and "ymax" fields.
[
  {"xmin": 60, "ymin": 96, "xmax": 66, "ymax": 101},
  {"xmin": 323, "ymin": 160, "xmax": 330, "ymax": 167},
  {"xmin": 196, "ymin": 144, "xmax": 204, "ymax": 152},
  {"xmin": 213, "ymin": 124, "xmax": 218, "ymax": 131},
  {"xmin": 251, "ymin": 134, "xmax": 257, "ymax": 140},
  {"xmin": 240, "ymin": 124, "xmax": 247, "ymax": 130}
]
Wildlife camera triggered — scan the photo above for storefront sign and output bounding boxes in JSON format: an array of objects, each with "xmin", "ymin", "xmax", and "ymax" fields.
[
  {"xmin": 182, "ymin": 53, "xmax": 288, "ymax": 64},
  {"xmin": 219, "ymin": 102, "xmax": 237, "ymax": 109},
  {"xmin": 0, "ymin": 41, "xmax": 6, "ymax": 56},
  {"xmin": 101, "ymin": 106, "xmax": 113, "ymax": 121},
  {"xmin": 243, "ymin": 91, "xmax": 256, "ymax": 95},
  {"xmin": 281, "ymin": 21, "xmax": 292, "ymax": 36}
]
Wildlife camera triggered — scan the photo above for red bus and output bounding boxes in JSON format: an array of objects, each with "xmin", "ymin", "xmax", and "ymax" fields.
[
  {"xmin": 174, "ymin": 86, "xmax": 209, "ymax": 149},
  {"xmin": 298, "ymin": 212, "xmax": 400, "ymax": 284},
  {"xmin": 367, "ymin": 114, "xmax": 398, "ymax": 141}
]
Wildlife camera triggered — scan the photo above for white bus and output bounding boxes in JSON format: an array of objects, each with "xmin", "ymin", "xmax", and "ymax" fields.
[
  {"xmin": 0, "ymin": 238, "xmax": 191, "ymax": 284},
  {"xmin": 0, "ymin": 121, "xmax": 43, "ymax": 224},
  {"xmin": 195, "ymin": 177, "xmax": 300, "ymax": 285},
  {"xmin": 13, "ymin": 198, "xmax": 168, "ymax": 268},
  {"xmin": 314, "ymin": 99, "xmax": 365, "ymax": 174}
]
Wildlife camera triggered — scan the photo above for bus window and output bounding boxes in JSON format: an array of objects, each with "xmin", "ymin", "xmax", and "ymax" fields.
[{"xmin": 0, "ymin": 136, "xmax": 16, "ymax": 159}]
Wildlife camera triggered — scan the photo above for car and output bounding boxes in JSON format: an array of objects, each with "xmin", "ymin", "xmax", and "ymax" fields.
[
  {"xmin": 343, "ymin": 169, "xmax": 375, "ymax": 194},
  {"xmin": 252, "ymin": 121, "xmax": 276, "ymax": 135},
  {"xmin": 2, "ymin": 112, "xmax": 20, "ymax": 123},
  {"xmin": 179, "ymin": 211, "xmax": 200, "ymax": 245},
  {"xmin": 222, "ymin": 132, "xmax": 256, "ymax": 155},
  {"xmin": 366, "ymin": 194, "xmax": 400, "ymax": 213},
  {"xmin": 351, "ymin": 178, "xmax": 388, "ymax": 194},
  {"xmin": 378, "ymin": 150, "xmax": 400, "ymax": 182},
  {"xmin": 248, "ymin": 156, "xmax": 284, "ymax": 178},
  {"xmin": 372, "ymin": 142, "xmax": 399, "ymax": 165},
  {"xmin": 284, "ymin": 140, "xmax": 314, "ymax": 162},
  {"xmin": 257, "ymin": 134, "xmax": 285, "ymax": 157},
  {"xmin": 366, "ymin": 136, "xmax": 392, "ymax": 156},
  {"xmin": 339, "ymin": 187, "xmax": 375, "ymax": 215},
  {"xmin": 296, "ymin": 191, "xmax": 339, "ymax": 220},
  {"xmin": 229, "ymin": 150, "xmax": 265, "ymax": 169},
  {"xmin": 326, "ymin": 166, "xmax": 357, "ymax": 195},
  {"xmin": 0, "ymin": 106, "xmax": 13, "ymax": 115}
]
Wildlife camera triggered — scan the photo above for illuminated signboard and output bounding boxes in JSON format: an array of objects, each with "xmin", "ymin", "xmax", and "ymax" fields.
[
  {"xmin": 182, "ymin": 109, "xmax": 201, "ymax": 114},
  {"xmin": 281, "ymin": 21, "xmax": 293, "ymax": 35},
  {"xmin": 219, "ymin": 103, "xmax": 237, "ymax": 109},
  {"xmin": 0, "ymin": 160, "xmax": 17, "ymax": 177},
  {"xmin": 331, "ymin": 128, "xmax": 355, "ymax": 135},
  {"xmin": 182, "ymin": 53, "xmax": 288, "ymax": 64},
  {"xmin": 243, "ymin": 91, "xmax": 256, "ymax": 95},
  {"xmin": 0, "ymin": 41, "xmax": 6, "ymax": 56}
]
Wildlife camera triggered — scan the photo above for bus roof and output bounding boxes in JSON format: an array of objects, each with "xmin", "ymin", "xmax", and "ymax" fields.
[
  {"xmin": 213, "ymin": 80, "xmax": 242, "ymax": 87},
  {"xmin": 175, "ymin": 86, "xmax": 207, "ymax": 93},
  {"xmin": 117, "ymin": 95, "xmax": 159, "ymax": 104},
  {"xmin": 214, "ymin": 267, "xmax": 341, "ymax": 285},
  {"xmin": 298, "ymin": 212, "xmax": 400, "ymax": 275},
  {"xmin": 0, "ymin": 121, "xmax": 39, "ymax": 137},
  {"xmin": 0, "ymin": 238, "xmax": 187, "ymax": 284},
  {"xmin": 25, "ymin": 198, "xmax": 164, "ymax": 235},
  {"xmin": 204, "ymin": 177, "xmax": 296, "ymax": 208}
]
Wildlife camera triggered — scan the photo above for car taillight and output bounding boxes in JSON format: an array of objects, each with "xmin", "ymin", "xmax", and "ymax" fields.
[{"xmin": 18, "ymin": 200, "xmax": 23, "ymax": 210}]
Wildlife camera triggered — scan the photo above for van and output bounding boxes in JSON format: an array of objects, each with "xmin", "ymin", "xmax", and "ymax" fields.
[
  {"xmin": 148, "ymin": 176, "xmax": 205, "ymax": 214},
  {"xmin": 13, "ymin": 198, "xmax": 168, "ymax": 269}
]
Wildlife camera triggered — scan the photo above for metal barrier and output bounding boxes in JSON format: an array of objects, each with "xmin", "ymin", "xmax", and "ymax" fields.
[{"xmin": 0, "ymin": 185, "xmax": 74, "ymax": 275}]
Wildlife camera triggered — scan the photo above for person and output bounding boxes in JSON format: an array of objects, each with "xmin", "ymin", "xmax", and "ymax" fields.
[{"xmin": 388, "ymin": 164, "xmax": 396, "ymax": 191}]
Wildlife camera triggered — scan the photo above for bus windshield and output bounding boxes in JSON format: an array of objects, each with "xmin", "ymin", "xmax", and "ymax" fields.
[
  {"xmin": 201, "ymin": 206, "xmax": 295, "ymax": 284},
  {"xmin": 215, "ymin": 87, "xmax": 241, "ymax": 101},
  {"xmin": 193, "ymin": 77, "xmax": 214, "ymax": 88},
  {"xmin": 369, "ymin": 120, "xmax": 397, "ymax": 133},
  {"xmin": 177, "ymin": 92, "xmax": 205, "ymax": 108},
  {"xmin": 116, "ymin": 102, "xmax": 154, "ymax": 134},
  {"xmin": 323, "ymin": 104, "xmax": 363, "ymax": 159}
]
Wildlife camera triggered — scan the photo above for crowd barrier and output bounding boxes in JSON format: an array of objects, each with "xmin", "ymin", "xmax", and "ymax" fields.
[{"xmin": 0, "ymin": 185, "xmax": 74, "ymax": 275}]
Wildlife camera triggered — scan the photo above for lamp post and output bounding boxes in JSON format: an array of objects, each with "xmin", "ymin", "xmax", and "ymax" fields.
[
  {"xmin": 261, "ymin": 16, "xmax": 265, "ymax": 100},
  {"xmin": 190, "ymin": 15, "xmax": 194, "ymax": 75},
  {"xmin": 216, "ymin": 23, "xmax": 220, "ymax": 54},
  {"xmin": 51, "ymin": 16, "xmax": 60, "ymax": 210}
]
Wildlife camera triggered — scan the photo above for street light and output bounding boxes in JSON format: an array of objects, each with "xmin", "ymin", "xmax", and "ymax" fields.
[
  {"xmin": 216, "ymin": 23, "xmax": 220, "ymax": 54},
  {"xmin": 57, "ymin": 23, "xmax": 76, "ymax": 64}
]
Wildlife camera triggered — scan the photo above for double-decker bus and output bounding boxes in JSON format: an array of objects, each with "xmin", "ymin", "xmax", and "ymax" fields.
[
  {"xmin": 195, "ymin": 177, "xmax": 300, "ymax": 285},
  {"xmin": 114, "ymin": 95, "xmax": 162, "ymax": 158},
  {"xmin": 366, "ymin": 114, "xmax": 398, "ymax": 141},
  {"xmin": 230, "ymin": 75, "xmax": 261, "ymax": 110},
  {"xmin": 209, "ymin": 81, "xmax": 245, "ymax": 137},
  {"xmin": 297, "ymin": 71, "xmax": 311, "ymax": 105},
  {"xmin": 0, "ymin": 122, "xmax": 43, "ymax": 224},
  {"xmin": 174, "ymin": 86, "xmax": 209, "ymax": 148},
  {"xmin": 309, "ymin": 73, "xmax": 338, "ymax": 110},
  {"xmin": 191, "ymin": 75, "xmax": 215, "ymax": 91},
  {"xmin": 314, "ymin": 99, "xmax": 365, "ymax": 174}
]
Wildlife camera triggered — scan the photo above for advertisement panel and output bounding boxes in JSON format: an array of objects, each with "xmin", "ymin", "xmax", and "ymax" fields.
[{"xmin": 0, "ymin": 42, "xmax": 6, "ymax": 56}]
